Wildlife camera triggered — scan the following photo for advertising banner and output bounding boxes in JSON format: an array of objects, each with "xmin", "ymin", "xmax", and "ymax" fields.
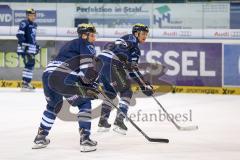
[
  {"xmin": 224, "ymin": 44, "xmax": 240, "ymax": 86},
  {"xmin": 144, "ymin": 43, "xmax": 222, "ymax": 87},
  {"xmin": 0, "ymin": 40, "xmax": 49, "ymax": 80},
  {"xmin": 152, "ymin": 3, "xmax": 229, "ymax": 29},
  {"xmin": 204, "ymin": 29, "xmax": 240, "ymax": 39},
  {"xmin": 0, "ymin": 3, "xmax": 238, "ymax": 39},
  {"xmin": 75, "ymin": 3, "xmax": 150, "ymax": 28},
  {"xmin": 0, "ymin": 39, "xmax": 222, "ymax": 87},
  {"xmin": 0, "ymin": 4, "xmax": 57, "ymax": 27},
  {"xmin": 14, "ymin": 10, "xmax": 57, "ymax": 26},
  {"xmin": 0, "ymin": 5, "xmax": 12, "ymax": 26}
]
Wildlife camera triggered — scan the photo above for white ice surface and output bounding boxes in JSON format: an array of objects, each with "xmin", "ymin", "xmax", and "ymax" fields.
[{"xmin": 0, "ymin": 88, "xmax": 240, "ymax": 160}]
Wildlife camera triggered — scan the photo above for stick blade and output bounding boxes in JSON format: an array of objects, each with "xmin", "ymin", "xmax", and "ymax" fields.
[
  {"xmin": 148, "ymin": 138, "xmax": 169, "ymax": 143},
  {"xmin": 178, "ymin": 125, "xmax": 199, "ymax": 131}
]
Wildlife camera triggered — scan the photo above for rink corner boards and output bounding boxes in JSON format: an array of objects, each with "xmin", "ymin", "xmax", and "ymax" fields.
[{"xmin": 1, "ymin": 80, "xmax": 240, "ymax": 95}]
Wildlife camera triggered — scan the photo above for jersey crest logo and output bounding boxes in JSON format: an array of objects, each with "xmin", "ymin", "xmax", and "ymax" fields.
[
  {"xmin": 87, "ymin": 45, "xmax": 96, "ymax": 54},
  {"xmin": 128, "ymin": 35, "xmax": 137, "ymax": 43},
  {"xmin": 32, "ymin": 28, "xmax": 37, "ymax": 35},
  {"xmin": 20, "ymin": 22, "xmax": 26, "ymax": 28}
]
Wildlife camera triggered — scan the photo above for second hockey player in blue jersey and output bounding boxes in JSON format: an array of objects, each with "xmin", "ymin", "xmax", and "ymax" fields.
[
  {"xmin": 32, "ymin": 24, "xmax": 99, "ymax": 152},
  {"xmin": 97, "ymin": 24, "xmax": 154, "ymax": 135},
  {"xmin": 16, "ymin": 8, "xmax": 40, "ymax": 91}
]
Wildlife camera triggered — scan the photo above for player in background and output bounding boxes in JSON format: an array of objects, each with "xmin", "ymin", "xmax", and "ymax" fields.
[
  {"xmin": 32, "ymin": 24, "xmax": 99, "ymax": 152},
  {"xmin": 16, "ymin": 8, "xmax": 40, "ymax": 91},
  {"xmin": 97, "ymin": 24, "xmax": 154, "ymax": 135}
]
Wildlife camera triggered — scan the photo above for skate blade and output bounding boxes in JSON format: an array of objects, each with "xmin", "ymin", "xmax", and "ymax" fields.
[
  {"xmin": 97, "ymin": 127, "xmax": 110, "ymax": 132},
  {"xmin": 32, "ymin": 143, "xmax": 48, "ymax": 149},
  {"xmin": 80, "ymin": 145, "xmax": 97, "ymax": 152},
  {"xmin": 21, "ymin": 88, "xmax": 35, "ymax": 92},
  {"xmin": 113, "ymin": 125, "xmax": 127, "ymax": 135}
]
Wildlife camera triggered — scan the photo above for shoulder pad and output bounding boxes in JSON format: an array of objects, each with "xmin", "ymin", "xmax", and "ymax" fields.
[{"xmin": 115, "ymin": 38, "xmax": 128, "ymax": 47}]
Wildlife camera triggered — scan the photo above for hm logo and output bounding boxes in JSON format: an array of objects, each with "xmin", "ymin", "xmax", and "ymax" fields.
[{"xmin": 154, "ymin": 5, "xmax": 171, "ymax": 28}]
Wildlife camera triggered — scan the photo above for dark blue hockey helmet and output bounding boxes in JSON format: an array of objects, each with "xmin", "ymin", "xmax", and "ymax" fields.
[
  {"xmin": 77, "ymin": 23, "xmax": 96, "ymax": 37},
  {"xmin": 132, "ymin": 24, "xmax": 149, "ymax": 34},
  {"xmin": 26, "ymin": 8, "xmax": 36, "ymax": 15}
]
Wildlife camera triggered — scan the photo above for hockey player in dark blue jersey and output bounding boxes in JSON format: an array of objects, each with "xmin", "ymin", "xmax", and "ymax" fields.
[
  {"xmin": 16, "ymin": 8, "xmax": 40, "ymax": 91},
  {"xmin": 32, "ymin": 24, "xmax": 99, "ymax": 152},
  {"xmin": 97, "ymin": 24, "xmax": 154, "ymax": 135}
]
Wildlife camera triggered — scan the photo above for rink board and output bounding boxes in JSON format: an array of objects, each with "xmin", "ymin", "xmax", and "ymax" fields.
[
  {"xmin": 1, "ymin": 80, "xmax": 240, "ymax": 95},
  {"xmin": 0, "ymin": 38, "xmax": 240, "ymax": 91}
]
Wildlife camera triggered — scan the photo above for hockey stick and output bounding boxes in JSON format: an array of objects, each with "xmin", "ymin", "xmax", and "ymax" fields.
[
  {"xmin": 98, "ymin": 89, "xmax": 169, "ymax": 143},
  {"xmin": 131, "ymin": 70, "xmax": 198, "ymax": 131},
  {"xmin": 152, "ymin": 95, "xmax": 198, "ymax": 131}
]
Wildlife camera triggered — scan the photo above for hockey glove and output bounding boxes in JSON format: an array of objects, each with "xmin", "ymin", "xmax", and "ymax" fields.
[
  {"xmin": 85, "ymin": 81, "xmax": 100, "ymax": 99},
  {"xmin": 140, "ymin": 81, "xmax": 154, "ymax": 96},
  {"xmin": 17, "ymin": 43, "xmax": 26, "ymax": 55}
]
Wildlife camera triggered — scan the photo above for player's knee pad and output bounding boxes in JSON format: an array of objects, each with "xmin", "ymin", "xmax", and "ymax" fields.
[
  {"xmin": 66, "ymin": 95, "xmax": 85, "ymax": 107},
  {"xmin": 101, "ymin": 86, "xmax": 117, "ymax": 100},
  {"xmin": 77, "ymin": 99, "xmax": 91, "ymax": 110},
  {"xmin": 54, "ymin": 100, "xmax": 63, "ymax": 114},
  {"xmin": 47, "ymin": 100, "xmax": 63, "ymax": 114},
  {"xmin": 101, "ymin": 81, "xmax": 117, "ymax": 100}
]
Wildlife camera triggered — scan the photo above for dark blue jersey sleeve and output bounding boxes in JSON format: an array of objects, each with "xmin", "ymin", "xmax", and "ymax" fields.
[
  {"xmin": 16, "ymin": 20, "xmax": 37, "ymax": 46},
  {"xmin": 114, "ymin": 34, "xmax": 141, "ymax": 63},
  {"xmin": 120, "ymin": 35, "xmax": 149, "ymax": 86},
  {"xmin": 16, "ymin": 20, "xmax": 27, "ymax": 45},
  {"xmin": 79, "ymin": 43, "xmax": 98, "ymax": 84}
]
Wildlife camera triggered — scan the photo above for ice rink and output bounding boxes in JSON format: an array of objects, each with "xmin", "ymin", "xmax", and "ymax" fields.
[{"xmin": 0, "ymin": 88, "xmax": 240, "ymax": 160}]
